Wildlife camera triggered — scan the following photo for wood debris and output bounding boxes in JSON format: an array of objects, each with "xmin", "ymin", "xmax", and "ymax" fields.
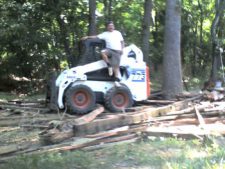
[
  {"xmin": 40, "ymin": 105, "xmax": 104, "ymax": 144},
  {"xmin": 0, "ymin": 89, "xmax": 225, "ymax": 161}
]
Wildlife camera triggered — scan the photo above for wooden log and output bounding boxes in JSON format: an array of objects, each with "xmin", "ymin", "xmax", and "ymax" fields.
[
  {"xmin": 0, "ymin": 143, "xmax": 31, "ymax": 156},
  {"xmin": 40, "ymin": 105, "xmax": 104, "ymax": 144}
]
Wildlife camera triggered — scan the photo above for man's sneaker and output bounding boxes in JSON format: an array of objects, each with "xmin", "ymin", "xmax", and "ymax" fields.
[
  {"xmin": 114, "ymin": 81, "xmax": 121, "ymax": 87},
  {"xmin": 108, "ymin": 67, "xmax": 113, "ymax": 76},
  {"xmin": 114, "ymin": 77, "xmax": 121, "ymax": 87}
]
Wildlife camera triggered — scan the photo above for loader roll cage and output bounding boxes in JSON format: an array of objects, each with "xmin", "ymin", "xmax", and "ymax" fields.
[{"xmin": 78, "ymin": 39, "xmax": 106, "ymax": 65}]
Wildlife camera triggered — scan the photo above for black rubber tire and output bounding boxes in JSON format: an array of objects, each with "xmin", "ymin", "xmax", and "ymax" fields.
[
  {"xmin": 65, "ymin": 84, "xmax": 96, "ymax": 114},
  {"xmin": 105, "ymin": 86, "xmax": 133, "ymax": 112}
]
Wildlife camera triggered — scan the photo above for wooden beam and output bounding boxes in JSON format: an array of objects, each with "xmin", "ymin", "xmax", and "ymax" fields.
[{"xmin": 73, "ymin": 97, "xmax": 198, "ymax": 136}]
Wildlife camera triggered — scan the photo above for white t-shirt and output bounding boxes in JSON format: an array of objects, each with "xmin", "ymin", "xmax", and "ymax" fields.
[{"xmin": 97, "ymin": 30, "xmax": 124, "ymax": 51}]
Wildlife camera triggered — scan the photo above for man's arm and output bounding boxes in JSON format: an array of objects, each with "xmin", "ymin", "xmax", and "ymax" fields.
[
  {"xmin": 120, "ymin": 40, "xmax": 125, "ymax": 54},
  {"xmin": 82, "ymin": 35, "xmax": 98, "ymax": 40}
]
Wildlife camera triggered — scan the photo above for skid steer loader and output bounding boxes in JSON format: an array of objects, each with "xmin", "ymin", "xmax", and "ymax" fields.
[{"xmin": 46, "ymin": 39, "xmax": 150, "ymax": 114}]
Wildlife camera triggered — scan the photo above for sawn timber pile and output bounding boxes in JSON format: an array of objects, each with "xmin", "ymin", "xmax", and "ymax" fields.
[{"xmin": 0, "ymin": 90, "xmax": 225, "ymax": 160}]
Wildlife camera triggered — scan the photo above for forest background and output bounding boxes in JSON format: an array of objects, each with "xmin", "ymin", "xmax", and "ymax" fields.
[{"xmin": 0, "ymin": 0, "xmax": 224, "ymax": 96}]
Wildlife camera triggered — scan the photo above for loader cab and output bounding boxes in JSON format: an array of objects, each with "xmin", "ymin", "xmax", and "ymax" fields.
[{"xmin": 79, "ymin": 39, "xmax": 106, "ymax": 65}]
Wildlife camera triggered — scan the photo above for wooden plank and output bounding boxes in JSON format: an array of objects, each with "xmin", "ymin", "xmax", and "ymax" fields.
[
  {"xmin": 195, "ymin": 106, "xmax": 206, "ymax": 129},
  {"xmin": 143, "ymin": 126, "xmax": 207, "ymax": 139},
  {"xmin": 139, "ymin": 99, "xmax": 175, "ymax": 105},
  {"xmin": 73, "ymin": 105, "xmax": 104, "ymax": 125},
  {"xmin": 44, "ymin": 134, "xmax": 137, "ymax": 152},
  {"xmin": 170, "ymin": 116, "xmax": 225, "ymax": 126}
]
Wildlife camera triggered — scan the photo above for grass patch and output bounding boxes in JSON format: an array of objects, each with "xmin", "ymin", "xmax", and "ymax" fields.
[{"xmin": 1, "ymin": 137, "xmax": 225, "ymax": 169}]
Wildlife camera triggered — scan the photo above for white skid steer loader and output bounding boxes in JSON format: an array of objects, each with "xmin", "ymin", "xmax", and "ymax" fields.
[{"xmin": 46, "ymin": 39, "xmax": 150, "ymax": 114}]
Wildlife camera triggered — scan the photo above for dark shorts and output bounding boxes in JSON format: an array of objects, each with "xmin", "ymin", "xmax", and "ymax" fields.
[{"xmin": 101, "ymin": 48, "xmax": 121, "ymax": 67}]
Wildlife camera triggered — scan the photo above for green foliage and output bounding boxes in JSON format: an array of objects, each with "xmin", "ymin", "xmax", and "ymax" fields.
[
  {"xmin": 0, "ymin": 0, "xmax": 89, "ymax": 80},
  {"xmin": 0, "ymin": 0, "xmax": 225, "ymax": 91}
]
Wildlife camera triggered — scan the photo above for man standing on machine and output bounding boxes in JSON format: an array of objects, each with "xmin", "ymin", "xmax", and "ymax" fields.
[{"xmin": 82, "ymin": 21, "xmax": 125, "ymax": 87}]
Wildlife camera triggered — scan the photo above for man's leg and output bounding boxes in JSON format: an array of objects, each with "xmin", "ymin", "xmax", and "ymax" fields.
[
  {"xmin": 114, "ymin": 66, "xmax": 121, "ymax": 87},
  {"xmin": 101, "ymin": 50, "xmax": 113, "ymax": 76},
  {"xmin": 101, "ymin": 51, "xmax": 109, "ymax": 64},
  {"xmin": 113, "ymin": 66, "xmax": 119, "ymax": 79}
]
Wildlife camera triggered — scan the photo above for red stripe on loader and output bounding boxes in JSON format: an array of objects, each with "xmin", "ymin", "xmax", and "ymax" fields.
[{"xmin": 146, "ymin": 66, "xmax": 151, "ymax": 98}]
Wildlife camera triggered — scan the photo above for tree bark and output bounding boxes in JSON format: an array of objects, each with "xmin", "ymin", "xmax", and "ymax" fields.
[
  {"xmin": 163, "ymin": 0, "xmax": 183, "ymax": 99},
  {"xmin": 141, "ymin": 0, "xmax": 152, "ymax": 66},
  {"xmin": 198, "ymin": 0, "xmax": 204, "ymax": 43},
  {"xmin": 210, "ymin": 0, "xmax": 225, "ymax": 82},
  {"xmin": 88, "ymin": 0, "xmax": 96, "ymax": 35}
]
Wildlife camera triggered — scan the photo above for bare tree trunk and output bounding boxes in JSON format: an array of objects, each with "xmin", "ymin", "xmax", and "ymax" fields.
[
  {"xmin": 141, "ymin": 0, "xmax": 152, "ymax": 66},
  {"xmin": 198, "ymin": 0, "xmax": 203, "ymax": 43},
  {"xmin": 210, "ymin": 0, "xmax": 225, "ymax": 82},
  {"xmin": 88, "ymin": 0, "xmax": 96, "ymax": 35},
  {"xmin": 192, "ymin": 25, "xmax": 197, "ymax": 76},
  {"xmin": 163, "ymin": 0, "xmax": 183, "ymax": 99}
]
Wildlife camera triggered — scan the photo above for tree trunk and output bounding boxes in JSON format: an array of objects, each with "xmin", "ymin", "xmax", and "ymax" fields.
[
  {"xmin": 88, "ymin": 0, "xmax": 96, "ymax": 35},
  {"xmin": 191, "ymin": 25, "xmax": 197, "ymax": 76},
  {"xmin": 163, "ymin": 0, "xmax": 183, "ymax": 99},
  {"xmin": 210, "ymin": 0, "xmax": 225, "ymax": 82},
  {"xmin": 198, "ymin": 0, "xmax": 203, "ymax": 43},
  {"xmin": 141, "ymin": 0, "xmax": 152, "ymax": 66}
]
